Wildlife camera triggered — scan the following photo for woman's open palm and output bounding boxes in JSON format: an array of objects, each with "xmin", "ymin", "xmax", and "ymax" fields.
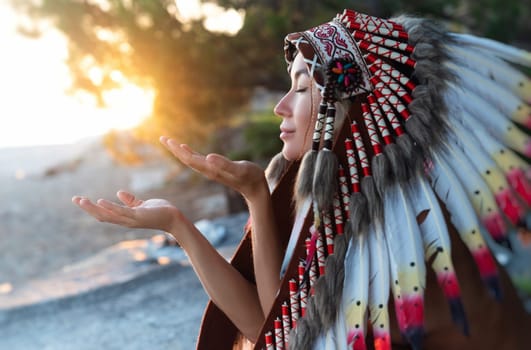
[
  {"xmin": 159, "ymin": 136, "xmax": 267, "ymax": 202},
  {"xmin": 72, "ymin": 190, "xmax": 184, "ymax": 233}
]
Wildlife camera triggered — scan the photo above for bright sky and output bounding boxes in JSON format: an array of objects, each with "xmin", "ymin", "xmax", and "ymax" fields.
[{"xmin": 0, "ymin": 1, "xmax": 244, "ymax": 149}]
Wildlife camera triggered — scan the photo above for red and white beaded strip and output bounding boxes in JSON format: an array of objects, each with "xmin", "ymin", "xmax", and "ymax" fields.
[
  {"xmin": 323, "ymin": 104, "xmax": 336, "ymax": 150},
  {"xmin": 352, "ymin": 30, "xmax": 413, "ymax": 53},
  {"xmin": 365, "ymin": 53, "xmax": 416, "ymax": 91},
  {"xmin": 371, "ymin": 76, "xmax": 411, "ymax": 120},
  {"xmin": 351, "ymin": 121, "xmax": 372, "ymax": 177},
  {"xmin": 305, "ymin": 238, "xmax": 318, "ymax": 293},
  {"xmin": 372, "ymin": 90, "xmax": 406, "ymax": 136},
  {"xmin": 344, "ymin": 21, "xmax": 409, "ymax": 41},
  {"xmin": 341, "ymin": 9, "xmax": 405, "ymax": 32},
  {"xmin": 345, "ymin": 139, "xmax": 361, "ymax": 192},
  {"xmin": 281, "ymin": 302, "xmax": 291, "ymax": 349},
  {"xmin": 369, "ymin": 68, "xmax": 413, "ymax": 105},
  {"xmin": 265, "ymin": 331, "xmax": 274, "ymax": 350},
  {"xmin": 361, "ymin": 103, "xmax": 383, "ymax": 156},
  {"xmin": 312, "ymin": 103, "xmax": 328, "ymax": 151},
  {"xmin": 333, "ymin": 192, "xmax": 345, "ymax": 236},
  {"xmin": 298, "ymin": 262, "xmax": 308, "ymax": 317},
  {"xmin": 288, "ymin": 279, "xmax": 300, "ymax": 328},
  {"xmin": 316, "ymin": 229, "xmax": 326, "ymax": 275},
  {"xmin": 323, "ymin": 211, "xmax": 336, "ymax": 254},
  {"xmin": 366, "ymin": 95, "xmax": 393, "ymax": 146},
  {"xmin": 274, "ymin": 317, "xmax": 284, "ymax": 350},
  {"xmin": 358, "ymin": 40, "xmax": 416, "ymax": 68},
  {"xmin": 338, "ymin": 166, "xmax": 351, "ymax": 220}
]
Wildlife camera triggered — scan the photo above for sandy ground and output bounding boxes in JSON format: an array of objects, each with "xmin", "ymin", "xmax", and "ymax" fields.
[{"xmin": 0, "ymin": 139, "xmax": 237, "ymax": 289}]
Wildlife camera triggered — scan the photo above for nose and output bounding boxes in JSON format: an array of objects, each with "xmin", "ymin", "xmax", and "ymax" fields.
[{"xmin": 274, "ymin": 92, "xmax": 291, "ymax": 118}]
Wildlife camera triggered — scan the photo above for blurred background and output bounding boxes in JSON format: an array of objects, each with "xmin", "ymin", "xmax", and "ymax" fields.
[{"xmin": 0, "ymin": 0, "xmax": 529, "ymax": 349}]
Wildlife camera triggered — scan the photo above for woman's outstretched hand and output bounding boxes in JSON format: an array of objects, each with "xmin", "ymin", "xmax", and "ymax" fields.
[
  {"xmin": 72, "ymin": 190, "xmax": 184, "ymax": 234},
  {"xmin": 160, "ymin": 136, "xmax": 268, "ymax": 203}
]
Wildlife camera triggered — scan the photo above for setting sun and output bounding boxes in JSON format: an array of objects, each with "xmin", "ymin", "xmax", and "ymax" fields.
[
  {"xmin": 0, "ymin": 1, "xmax": 245, "ymax": 149},
  {"xmin": 0, "ymin": 2, "xmax": 155, "ymax": 149}
]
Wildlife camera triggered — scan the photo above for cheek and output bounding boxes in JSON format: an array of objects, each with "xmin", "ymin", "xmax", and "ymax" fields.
[{"xmin": 296, "ymin": 104, "xmax": 317, "ymax": 152}]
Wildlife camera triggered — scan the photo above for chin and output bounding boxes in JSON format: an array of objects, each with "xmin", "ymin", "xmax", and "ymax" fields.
[{"xmin": 282, "ymin": 147, "xmax": 304, "ymax": 162}]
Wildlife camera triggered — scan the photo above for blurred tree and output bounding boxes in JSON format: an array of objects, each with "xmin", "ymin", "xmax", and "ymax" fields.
[
  {"xmin": 10, "ymin": 0, "xmax": 529, "ymax": 160},
  {"xmin": 378, "ymin": 0, "xmax": 530, "ymax": 43}
]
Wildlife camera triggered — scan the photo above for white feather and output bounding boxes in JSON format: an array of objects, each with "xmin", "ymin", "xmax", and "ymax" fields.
[
  {"xmin": 430, "ymin": 152, "xmax": 486, "ymax": 233},
  {"xmin": 449, "ymin": 33, "xmax": 531, "ymax": 67},
  {"xmin": 428, "ymin": 152, "xmax": 497, "ymax": 260},
  {"xmin": 409, "ymin": 176, "xmax": 468, "ymax": 331},
  {"xmin": 343, "ymin": 234, "xmax": 369, "ymax": 348},
  {"xmin": 445, "ymin": 104, "xmax": 530, "ymax": 173},
  {"xmin": 312, "ymin": 333, "xmax": 326, "ymax": 350},
  {"xmin": 383, "ymin": 184, "xmax": 426, "ymax": 292},
  {"xmin": 446, "ymin": 61, "xmax": 530, "ymax": 125},
  {"xmin": 367, "ymin": 223, "xmax": 391, "ymax": 349},
  {"xmin": 429, "ymin": 152, "xmax": 503, "ymax": 299},
  {"xmin": 438, "ymin": 142, "xmax": 510, "ymax": 238},
  {"xmin": 448, "ymin": 124, "xmax": 526, "ymax": 207},
  {"xmin": 332, "ymin": 304, "xmax": 350, "ymax": 350},
  {"xmin": 382, "ymin": 183, "xmax": 426, "ymax": 339},
  {"xmin": 445, "ymin": 43, "xmax": 531, "ymax": 102},
  {"xmin": 410, "ymin": 176, "xmax": 451, "ymax": 257},
  {"xmin": 445, "ymin": 85, "xmax": 530, "ymax": 156}
]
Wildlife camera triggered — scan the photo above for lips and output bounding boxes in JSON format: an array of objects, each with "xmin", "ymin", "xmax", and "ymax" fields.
[{"xmin": 280, "ymin": 127, "xmax": 295, "ymax": 140}]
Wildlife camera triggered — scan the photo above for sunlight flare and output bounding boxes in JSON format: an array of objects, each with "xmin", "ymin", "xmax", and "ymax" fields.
[
  {"xmin": 174, "ymin": 0, "xmax": 245, "ymax": 35},
  {"xmin": 0, "ymin": 3, "xmax": 155, "ymax": 148}
]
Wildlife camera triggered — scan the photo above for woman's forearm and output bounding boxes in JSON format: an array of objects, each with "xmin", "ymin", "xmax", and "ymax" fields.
[
  {"xmin": 245, "ymin": 180, "xmax": 284, "ymax": 318},
  {"xmin": 172, "ymin": 219, "xmax": 264, "ymax": 342}
]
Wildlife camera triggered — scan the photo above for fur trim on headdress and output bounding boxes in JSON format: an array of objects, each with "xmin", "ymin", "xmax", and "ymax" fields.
[{"xmin": 265, "ymin": 152, "xmax": 292, "ymax": 191}]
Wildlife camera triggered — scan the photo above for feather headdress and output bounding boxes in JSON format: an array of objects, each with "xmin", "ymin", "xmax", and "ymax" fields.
[{"xmin": 242, "ymin": 9, "xmax": 531, "ymax": 350}]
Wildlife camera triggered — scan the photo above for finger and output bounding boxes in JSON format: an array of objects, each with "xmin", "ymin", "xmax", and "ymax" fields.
[
  {"xmin": 97, "ymin": 199, "xmax": 135, "ymax": 219},
  {"xmin": 117, "ymin": 190, "xmax": 143, "ymax": 207},
  {"xmin": 72, "ymin": 196, "xmax": 84, "ymax": 205},
  {"xmin": 77, "ymin": 198, "xmax": 113, "ymax": 221},
  {"xmin": 164, "ymin": 140, "xmax": 212, "ymax": 174},
  {"xmin": 78, "ymin": 198, "xmax": 132, "ymax": 225}
]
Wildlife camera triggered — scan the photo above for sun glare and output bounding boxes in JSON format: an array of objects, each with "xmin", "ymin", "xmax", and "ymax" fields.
[
  {"xmin": 0, "ymin": 3, "xmax": 154, "ymax": 149},
  {"xmin": 174, "ymin": 0, "xmax": 245, "ymax": 35},
  {"xmin": 0, "ymin": 1, "xmax": 242, "ymax": 149}
]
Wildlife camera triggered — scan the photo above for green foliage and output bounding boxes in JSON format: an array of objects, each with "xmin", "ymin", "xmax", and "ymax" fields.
[
  {"xmin": 379, "ymin": 0, "xmax": 530, "ymax": 42},
  {"xmin": 227, "ymin": 111, "xmax": 282, "ymax": 164}
]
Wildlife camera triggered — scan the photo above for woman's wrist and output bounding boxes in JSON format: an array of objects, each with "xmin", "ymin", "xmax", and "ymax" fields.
[
  {"xmin": 243, "ymin": 176, "xmax": 270, "ymax": 205},
  {"xmin": 165, "ymin": 210, "xmax": 196, "ymax": 247}
]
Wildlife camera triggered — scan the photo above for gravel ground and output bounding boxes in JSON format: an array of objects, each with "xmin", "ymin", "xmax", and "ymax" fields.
[{"xmin": 0, "ymin": 211, "xmax": 249, "ymax": 350}]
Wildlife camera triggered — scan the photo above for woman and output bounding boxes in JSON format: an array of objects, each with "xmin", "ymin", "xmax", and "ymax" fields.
[{"xmin": 74, "ymin": 9, "xmax": 531, "ymax": 350}]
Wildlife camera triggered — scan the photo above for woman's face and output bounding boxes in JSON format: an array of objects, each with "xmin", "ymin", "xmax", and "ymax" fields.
[{"xmin": 274, "ymin": 53, "xmax": 321, "ymax": 161}]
